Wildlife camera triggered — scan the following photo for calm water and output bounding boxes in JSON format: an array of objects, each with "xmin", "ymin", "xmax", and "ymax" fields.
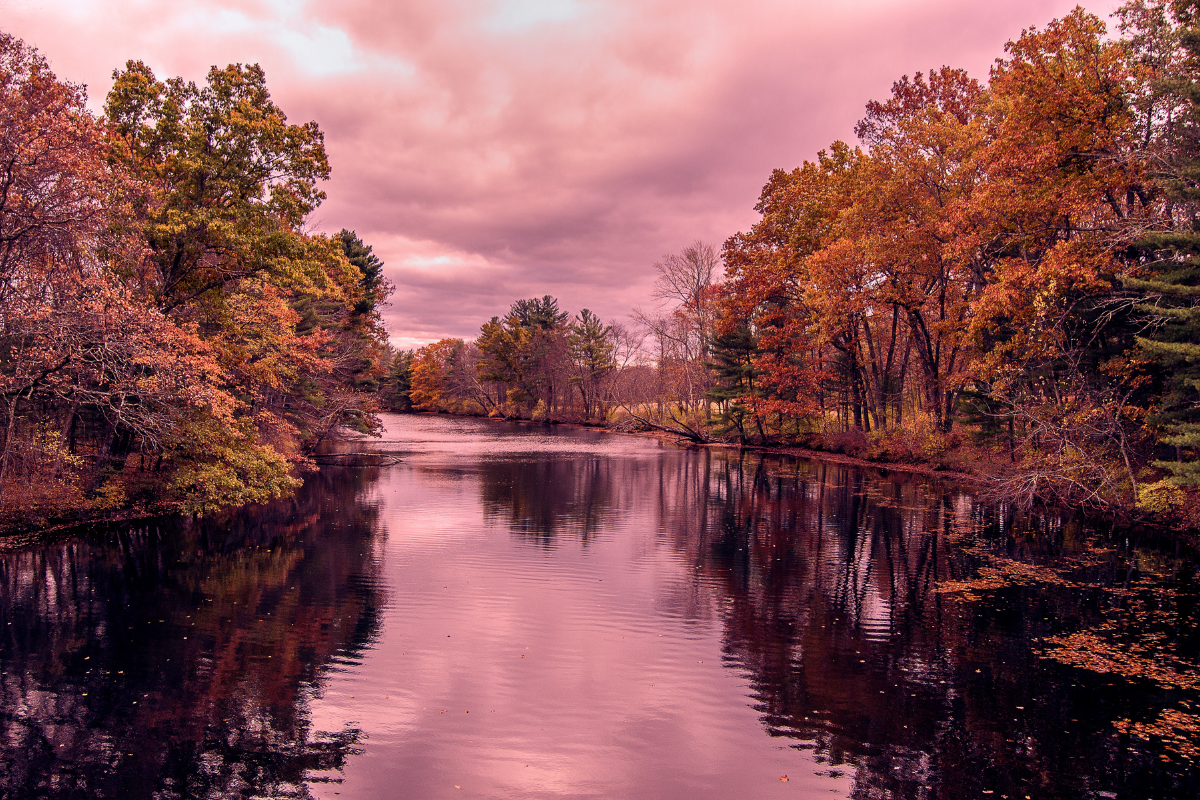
[{"xmin": 1, "ymin": 414, "xmax": 1197, "ymax": 799}]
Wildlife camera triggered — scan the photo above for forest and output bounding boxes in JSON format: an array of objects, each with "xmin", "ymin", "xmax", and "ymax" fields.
[
  {"xmin": 0, "ymin": 34, "xmax": 390, "ymax": 526},
  {"xmin": 1, "ymin": 1, "xmax": 1199, "ymax": 531},
  {"xmin": 390, "ymin": 3, "xmax": 1200, "ymax": 529}
]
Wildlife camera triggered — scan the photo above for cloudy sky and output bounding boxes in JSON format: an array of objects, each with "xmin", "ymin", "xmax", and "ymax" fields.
[{"xmin": 2, "ymin": 0, "xmax": 1119, "ymax": 347}]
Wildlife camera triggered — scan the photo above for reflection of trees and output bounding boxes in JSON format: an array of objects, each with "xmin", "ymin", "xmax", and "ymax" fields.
[
  {"xmin": 0, "ymin": 466, "xmax": 384, "ymax": 799},
  {"xmin": 650, "ymin": 451, "xmax": 1199, "ymax": 800},
  {"xmin": 476, "ymin": 456, "xmax": 641, "ymax": 542}
]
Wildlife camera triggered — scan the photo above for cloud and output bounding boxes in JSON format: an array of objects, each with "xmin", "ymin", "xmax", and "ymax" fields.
[{"xmin": 2, "ymin": 0, "xmax": 1120, "ymax": 345}]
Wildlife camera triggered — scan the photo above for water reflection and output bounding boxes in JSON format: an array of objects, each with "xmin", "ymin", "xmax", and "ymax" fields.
[
  {"xmin": 2, "ymin": 415, "xmax": 1198, "ymax": 799},
  {"xmin": 478, "ymin": 456, "xmax": 634, "ymax": 543},
  {"xmin": 0, "ymin": 466, "xmax": 385, "ymax": 799},
  {"xmin": 453, "ymin": 434, "xmax": 1200, "ymax": 799}
]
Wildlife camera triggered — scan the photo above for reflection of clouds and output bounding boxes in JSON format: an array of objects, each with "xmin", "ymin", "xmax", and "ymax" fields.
[
  {"xmin": 312, "ymin": 416, "xmax": 827, "ymax": 796},
  {"xmin": 5, "ymin": 1, "xmax": 1115, "ymax": 344},
  {"xmin": 324, "ymin": 416, "xmax": 1164, "ymax": 799}
]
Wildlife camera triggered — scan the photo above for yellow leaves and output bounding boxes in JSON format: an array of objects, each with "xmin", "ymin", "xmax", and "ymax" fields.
[
  {"xmin": 105, "ymin": 60, "xmax": 332, "ymax": 312},
  {"xmin": 89, "ymin": 480, "xmax": 127, "ymax": 512},
  {"xmin": 168, "ymin": 434, "xmax": 301, "ymax": 516},
  {"xmin": 1136, "ymin": 478, "xmax": 1187, "ymax": 515}
]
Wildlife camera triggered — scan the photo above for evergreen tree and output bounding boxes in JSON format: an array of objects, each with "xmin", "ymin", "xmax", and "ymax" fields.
[
  {"xmin": 704, "ymin": 324, "xmax": 761, "ymax": 443},
  {"xmin": 510, "ymin": 295, "xmax": 569, "ymax": 329},
  {"xmin": 380, "ymin": 350, "xmax": 414, "ymax": 412},
  {"xmin": 336, "ymin": 229, "xmax": 387, "ymax": 316},
  {"xmin": 568, "ymin": 309, "xmax": 616, "ymax": 419},
  {"xmin": 1125, "ymin": 1, "xmax": 1200, "ymax": 484}
]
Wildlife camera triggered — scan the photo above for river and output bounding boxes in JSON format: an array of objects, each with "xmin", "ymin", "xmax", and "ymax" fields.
[{"xmin": 1, "ymin": 413, "xmax": 1196, "ymax": 799}]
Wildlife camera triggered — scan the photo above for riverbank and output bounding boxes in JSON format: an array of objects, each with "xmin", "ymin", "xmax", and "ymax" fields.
[
  {"xmin": 4, "ymin": 411, "xmax": 1194, "ymax": 543},
  {"xmin": 482, "ymin": 413, "xmax": 1199, "ymax": 534},
  {"xmin": 0, "ymin": 508, "xmax": 165, "ymax": 552},
  {"xmin": 547, "ymin": 418, "xmax": 979, "ymax": 482}
]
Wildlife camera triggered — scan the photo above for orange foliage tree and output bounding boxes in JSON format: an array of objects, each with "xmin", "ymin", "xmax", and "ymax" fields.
[
  {"xmin": 714, "ymin": 7, "xmax": 1171, "ymax": 513},
  {"xmin": 0, "ymin": 33, "xmax": 390, "ymax": 524}
]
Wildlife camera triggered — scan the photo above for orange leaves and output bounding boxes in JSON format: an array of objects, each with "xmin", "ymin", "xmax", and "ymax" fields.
[
  {"xmin": 0, "ymin": 33, "xmax": 128, "ymax": 286},
  {"xmin": 717, "ymin": 6, "xmax": 1153, "ymax": 447},
  {"xmin": 0, "ymin": 33, "xmax": 391, "ymax": 519},
  {"xmin": 410, "ymin": 339, "xmax": 465, "ymax": 412},
  {"xmin": 212, "ymin": 280, "xmax": 329, "ymax": 395},
  {"xmin": 975, "ymin": 9, "xmax": 1142, "ymax": 252},
  {"xmin": 962, "ymin": 11, "xmax": 1146, "ymax": 382}
]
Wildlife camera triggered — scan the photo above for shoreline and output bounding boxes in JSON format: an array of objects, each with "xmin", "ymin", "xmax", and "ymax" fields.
[
  {"xmin": 1, "ymin": 412, "xmax": 1185, "ymax": 547},
  {"xmin": 441, "ymin": 413, "xmax": 1197, "ymax": 539},
  {"xmin": 528, "ymin": 416, "xmax": 983, "ymax": 483},
  {"xmin": 0, "ymin": 508, "xmax": 167, "ymax": 553}
]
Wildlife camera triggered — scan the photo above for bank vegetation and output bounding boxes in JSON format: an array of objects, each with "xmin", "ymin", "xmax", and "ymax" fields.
[
  {"xmin": 384, "ymin": 3, "xmax": 1200, "ymax": 529},
  {"xmin": 0, "ymin": 34, "xmax": 390, "ymax": 529}
]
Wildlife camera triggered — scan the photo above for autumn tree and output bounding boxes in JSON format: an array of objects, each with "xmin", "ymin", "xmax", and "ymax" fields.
[
  {"xmin": 720, "ymin": 143, "xmax": 862, "ymax": 434},
  {"xmin": 963, "ymin": 9, "xmax": 1154, "ymax": 509},
  {"xmin": 104, "ymin": 61, "xmax": 333, "ymax": 312},
  {"xmin": 854, "ymin": 67, "xmax": 985, "ymax": 432},
  {"xmin": 409, "ymin": 339, "xmax": 459, "ymax": 412},
  {"xmin": 103, "ymin": 61, "xmax": 388, "ymax": 463},
  {"xmin": 410, "ymin": 338, "xmax": 488, "ymax": 415},
  {"xmin": 0, "ymin": 33, "xmax": 289, "ymax": 518},
  {"xmin": 477, "ymin": 295, "xmax": 571, "ymax": 418}
]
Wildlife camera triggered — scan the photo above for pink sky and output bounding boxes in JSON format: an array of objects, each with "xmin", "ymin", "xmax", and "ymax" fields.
[{"xmin": 2, "ymin": 0, "xmax": 1119, "ymax": 348}]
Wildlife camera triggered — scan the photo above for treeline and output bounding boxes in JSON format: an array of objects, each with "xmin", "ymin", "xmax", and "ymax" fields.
[
  {"xmin": 712, "ymin": 3, "xmax": 1199, "ymax": 519},
  {"xmin": 0, "ymin": 34, "xmax": 390, "ymax": 525},
  {"xmin": 381, "ymin": 242, "xmax": 722, "ymax": 428},
  {"xmin": 384, "ymin": 296, "xmax": 627, "ymax": 422},
  {"xmin": 393, "ymin": 3, "xmax": 1200, "ymax": 525}
]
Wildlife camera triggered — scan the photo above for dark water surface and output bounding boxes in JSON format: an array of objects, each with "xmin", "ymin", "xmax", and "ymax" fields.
[{"xmin": 2, "ymin": 414, "xmax": 1198, "ymax": 799}]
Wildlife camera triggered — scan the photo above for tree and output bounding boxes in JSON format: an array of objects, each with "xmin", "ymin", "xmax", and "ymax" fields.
[
  {"xmin": 335, "ymin": 228, "xmax": 387, "ymax": 316},
  {"xmin": 410, "ymin": 338, "xmax": 488, "ymax": 415},
  {"xmin": 379, "ymin": 349, "xmax": 414, "ymax": 412},
  {"xmin": 854, "ymin": 67, "xmax": 985, "ymax": 432},
  {"xmin": 410, "ymin": 340, "xmax": 459, "ymax": 412},
  {"xmin": 477, "ymin": 296, "xmax": 570, "ymax": 417},
  {"xmin": 1122, "ymin": 0, "xmax": 1200, "ymax": 485},
  {"xmin": 0, "ymin": 34, "xmax": 302, "ymax": 518},
  {"xmin": 567, "ymin": 309, "xmax": 616, "ymax": 420},
  {"xmin": 104, "ymin": 60, "xmax": 387, "ymax": 454},
  {"xmin": 704, "ymin": 322, "xmax": 762, "ymax": 443},
  {"xmin": 636, "ymin": 241, "xmax": 720, "ymax": 411},
  {"xmin": 720, "ymin": 143, "xmax": 861, "ymax": 434},
  {"xmin": 965, "ymin": 8, "xmax": 1152, "ymax": 508},
  {"xmin": 104, "ymin": 61, "xmax": 334, "ymax": 313}
]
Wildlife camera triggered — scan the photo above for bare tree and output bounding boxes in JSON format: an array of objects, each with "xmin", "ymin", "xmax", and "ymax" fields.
[
  {"xmin": 651, "ymin": 240, "xmax": 720, "ymax": 352},
  {"xmin": 633, "ymin": 241, "xmax": 721, "ymax": 413}
]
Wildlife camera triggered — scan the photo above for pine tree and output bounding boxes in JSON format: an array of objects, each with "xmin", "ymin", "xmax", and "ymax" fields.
[
  {"xmin": 336, "ymin": 229, "xmax": 386, "ymax": 316},
  {"xmin": 1125, "ymin": 1, "xmax": 1200, "ymax": 484},
  {"xmin": 568, "ymin": 309, "xmax": 616, "ymax": 420},
  {"xmin": 380, "ymin": 350, "xmax": 414, "ymax": 412},
  {"xmin": 704, "ymin": 324, "xmax": 761, "ymax": 443}
]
